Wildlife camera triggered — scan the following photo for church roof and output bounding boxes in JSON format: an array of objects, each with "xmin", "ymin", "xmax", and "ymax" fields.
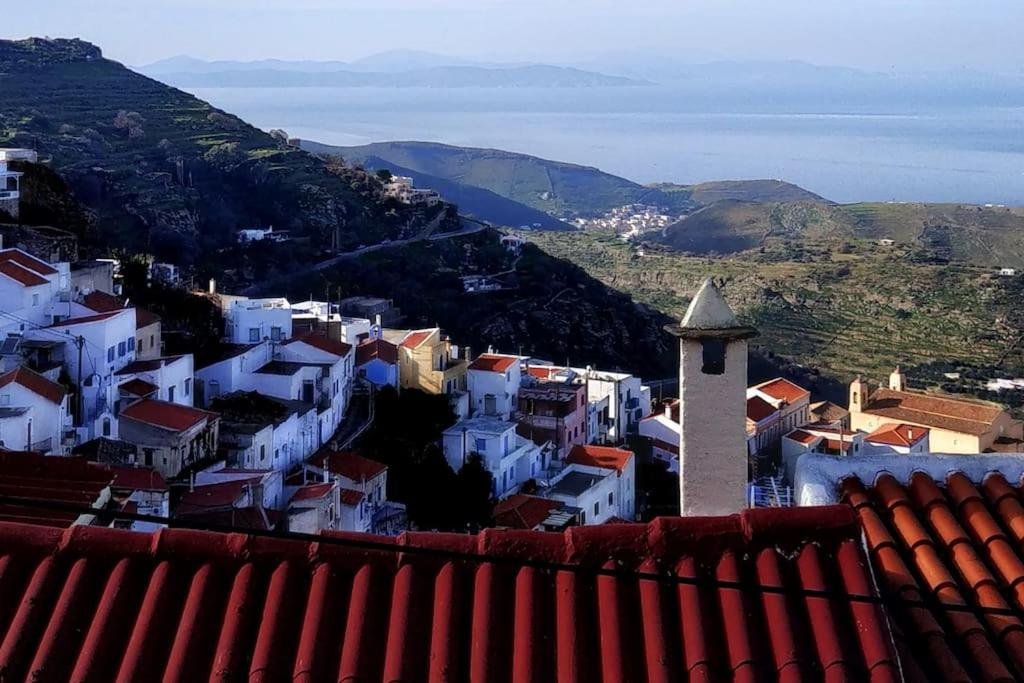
[{"xmin": 665, "ymin": 278, "xmax": 757, "ymax": 340}]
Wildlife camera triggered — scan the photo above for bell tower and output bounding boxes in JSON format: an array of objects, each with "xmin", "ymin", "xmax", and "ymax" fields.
[{"xmin": 666, "ymin": 278, "xmax": 757, "ymax": 516}]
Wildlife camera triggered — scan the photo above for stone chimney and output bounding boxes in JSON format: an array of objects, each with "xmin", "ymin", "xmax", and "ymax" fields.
[
  {"xmin": 208, "ymin": 278, "xmax": 217, "ymax": 295},
  {"xmin": 888, "ymin": 366, "xmax": 907, "ymax": 392},
  {"xmin": 665, "ymin": 278, "xmax": 757, "ymax": 516}
]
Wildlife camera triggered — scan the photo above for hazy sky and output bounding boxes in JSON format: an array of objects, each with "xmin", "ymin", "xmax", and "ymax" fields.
[{"xmin": 7, "ymin": 0, "xmax": 1023, "ymax": 70}]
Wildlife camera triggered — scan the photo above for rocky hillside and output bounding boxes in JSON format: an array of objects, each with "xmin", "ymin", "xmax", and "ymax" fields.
[{"xmin": 0, "ymin": 38, "xmax": 440, "ymax": 263}]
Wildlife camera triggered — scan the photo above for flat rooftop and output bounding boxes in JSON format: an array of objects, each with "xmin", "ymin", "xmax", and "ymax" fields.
[
  {"xmin": 445, "ymin": 415, "xmax": 516, "ymax": 436},
  {"xmin": 548, "ymin": 470, "xmax": 607, "ymax": 498}
]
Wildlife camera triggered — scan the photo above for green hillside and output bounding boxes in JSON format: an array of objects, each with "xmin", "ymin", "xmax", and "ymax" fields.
[
  {"xmin": 0, "ymin": 38, "xmax": 435, "ymax": 261},
  {"xmin": 653, "ymin": 179, "xmax": 829, "ymax": 205},
  {"xmin": 308, "ymin": 140, "xmax": 694, "ymax": 218},
  {"xmin": 659, "ymin": 199, "xmax": 1024, "ymax": 267}
]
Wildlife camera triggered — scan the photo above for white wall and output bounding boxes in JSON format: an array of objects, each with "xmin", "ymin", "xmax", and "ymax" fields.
[
  {"xmin": 468, "ymin": 360, "xmax": 521, "ymax": 419},
  {"xmin": 226, "ymin": 299, "xmax": 292, "ymax": 343}
]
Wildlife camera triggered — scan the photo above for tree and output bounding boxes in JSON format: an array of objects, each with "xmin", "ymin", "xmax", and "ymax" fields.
[
  {"xmin": 375, "ymin": 168, "xmax": 394, "ymax": 183},
  {"xmin": 455, "ymin": 455, "xmax": 494, "ymax": 531}
]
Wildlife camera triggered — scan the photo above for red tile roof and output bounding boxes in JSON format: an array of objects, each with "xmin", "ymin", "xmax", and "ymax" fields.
[
  {"xmin": 862, "ymin": 387, "xmax": 1005, "ymax": 436},
  {"xmin": 753, "ymin": 377, "xmax": 811, "ymax": 404},
  {"xmin": 526, "ymin": 365, "xmax": 562, "ymax": 379},
  {"xmin": 785, "ymin": 429, "xmax": 820, "ymax": 445},
  {"xmin": 865, "ymin": 423, "xmax": 928, "ymax": 447},
  {"xmin": 81, "ymin": 290, "xmax": 124, "ymax": 313},
  {"xmin": 0, "ymin": 365, "xmax": 67, "ymax": 404},
  {"xmin": 45, "ymin": 310, "xmax": 123, "ymax": 328},
  {"xmin": 493, "ymin": 494, "xmax": 563, "ymax": 529},
  {"xmin": 355, "ymin": 338, "xmax": 398, "ymax": 366},
  {"xmin": 286, "ymin": 332, "xmax": 353, "ymax": 358},
  {"xmin": 566, "ymin": 444, "xmax": 634, "ymax": 473},
  {"xmin": 120, "ymin": 399, "xmax": 216, "ymax": 432},
  {"xmin": 0, "ymin": 248, "xmax": 58, "ymax": 275},
  {"xmin": 135, "ymin": 307, "xmax": 161, "ymax": 328},
  {"xmin": 746, "ymin": 395, "xmax": 778, "ymax": 422},
  {"xmin": 176, "ymin": 477, "xmax": 261, "ymax": 514},
  {"xmin": 469, "ymin": 353, "xmax": 517, "ymax": 373},
  {"xmin": 290, "ymin": 482, "xmax": 335, "ymax": 504},
  {"xmin": 400, "ymin": 329, "xmax": 433, "ymax": 349},
  {"xmin": 118, "ymin": 378, "xmax": 158, "ymax": 397},
  {"xmin": 0, "ymin": 261, "xmax": 48, "ymax": 287},
  {"xmin": 0, "ymin": 452, "xmax": 112, "ymax": 527},
  {"xmin": 843, "ymin": 472, "xmax": 1024, "ymax": 681},
  {"xmin": 339, "ymin": 488, "xmax": 366, "ymax": 506},
  {"xmin": 110, "ymin": 466, "xmax": 168, "ymax": 492},
  {"xmin": 310, "ymin": 449, "xmax": 387, "ymax": 481},
  {"xmin": 0, "ymin": 505, "xmax": 900, "ymax": 681}
]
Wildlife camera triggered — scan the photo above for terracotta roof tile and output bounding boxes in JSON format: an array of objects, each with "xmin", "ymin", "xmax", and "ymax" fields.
[
  {"xmin": 754, "ymin": 378, "xmax": 810, "ymax": 404},
  {"xmin": 118, "ymin": 378, "xmax": 158, "ymax": 397},
  {"xmin": 81, "ymin": 290, "xmax": 124, "ymax": 313},
  {"xmin": 842, "ymin": 471, "xmax": 1024, "ymax": 681},
  {"xmin": 134, "ymin": 307, "xmax": 161, "ymax": 328},
  {"xmin": 310, "ymin": 449, "xmax": 387, "ymax": 481},
  {"xmin": 120, "ymin": 399, "xmax": 216, "ymax": 432},
  {"xmin": 176, "ymin": 478, "xmax": 261, "ymax": 514},
  {"xmin": 747, "ymin": 395, "xmax": 778, "ymax": 422},
  {"xmin": 290, "ymin": 482, "xmax": 334, "ymax": 504},
  {"xmin": 0, "ymin": 261, "xmax": 48, "ymax": 287},
  {"xmin": 339, "ymin": 488, "xmax": 365, "ymax": 506},
  {"xmin": 44, "ymin": 310, "xmax": 124, "ymax": 328},
  {"xmin": 785, "ymin": 429, "xmax": 820, "ymax": 445},
  {"xmin": 469, "ymin": 354, "xmax": 517, "ymax": 373},
  {"xmin": 0, "ymin": 248, "xmax": 58, "ymax": 275},
  {"xmin": 285, "ymin": 332, "xmax": 352, "ymax": 358},
  {"xmin": 493, "ymin": 494, "xmax": 564, "ymax": 529},
  {"xmin": 355, "ymin": 338, "xmax": 398, "ymax": 366},
  {"xmin": 863, "ymin": 387, "xmax": 1005, "ymax": 436},
  {"xmin": 0, "ymin": 365, "xmax": 66, "ymax": 404},
  {"xmin": 110, "ymin": 466, "xmax": 167, "ymax": 492},
  {"xmin": 0, "ymin": 452, "xmax": 112, "ymax": 527},
  {"xmin": 566, "ymin": 444, "xmax": 634, "ymax": 473},
  {"xmin": 866, "ymin": 423, "xmax": 928, "ymax": 447},
  {"xmin": 400, "ymin": 329, "xmax": 433, "ymax": 349},
  {"xmin": 0, "ymin": 505, "xmax": 900, "ymax": 681}
]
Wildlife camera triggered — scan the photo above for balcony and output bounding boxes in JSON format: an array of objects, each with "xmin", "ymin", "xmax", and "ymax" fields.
[
  {"xmin": 31, "ymin": 437, "xmax": 53, "ymax": 453},
  {"xmin": 0, "ymin": 190, "xmax": 18, "ymax": 201}
]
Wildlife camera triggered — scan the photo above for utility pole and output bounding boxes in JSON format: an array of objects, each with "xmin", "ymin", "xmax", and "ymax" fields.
[{"xmin": 74, "ymin": 335, "xmax": 84, "ymax": 427}]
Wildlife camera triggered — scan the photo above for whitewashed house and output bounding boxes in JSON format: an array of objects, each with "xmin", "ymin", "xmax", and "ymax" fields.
[
  {"xmin": 0, "ymin": 366, "xmax": 70, "ymax": 454},
  {"xmin": 0, "ymin": 248, "xmax": 68, "ymax": 337},
  {"xmin": 114, "ymin": 354, "xmax": 194, "ymax": 409},
  {"xmin": 467, "ymin": 353, "xmax": 521, "ymax": 419},
  {"xmin": 638, "ymin": 400, "xmax": 680, "ymax": 473},
  {"xmin": 535, "ymin": 444, "xmax": 636, "ymax": 524},
  {"xmin": 443, "ymin": 416, "xmax": 548, "ymax": 499},
  {"xmin": 195, "ymin": 342, "xmax": 274, "ymax": 407},
  {"xmin": 225, "ymin": 297, "xmax": 292, "ymax": 343},
  {"xmin": 302, "ymin": 450, "xmax": 390, "ymax": 533},
  {"xmin": 214, "ymin": 391, "xmax": 319, "ymax": 471},
  {"xmin": 286, "ymin": 481, "xmax": 341, "ymax": 533},
  {"xmin": 279, "ymin": 332, "xmax": 355, "ymax": 436},
  {"xmin": 864, "ymin": 423, "xmax": 931, "ymax": 455}
]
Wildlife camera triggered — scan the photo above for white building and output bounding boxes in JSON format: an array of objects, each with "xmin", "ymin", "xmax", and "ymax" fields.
[
  {"xmin": 279, "ymin": 332, "xmax": 355, "ymax": 438},
  {"xmin": 0, "ymin": 366, "xmax": 71, "ymax": 454},
  {"xmin": 535, "ymin": 444, "xmax": 636, "ymax": 524},
  {"xmin": 467, "ymin": 353, "xmax": 521, "ymax": 419},
  {"xmin": 26, "ymin": 308, "xmax": 137, "ymax": 440},
  {"xmin": 196, "ymin": 342, "xmax": 274, "ymax": 407},
  {"xmin": 781, "ymin": 426, "xmax": 865, "ymax": 483},
  {"xmin": 225, "ymin": 298, "xmax": 292, "ymax": 343},
  {"xmin": 383, "ymin": 175, "xmax": 441, "ymax": 206},
  {"xmin": 302, "ymin": 450, "xmax": 391, "ymax": 534},
  {"xmin": 237, "ymin": 226, "xmax": 289, "ymax": 243},
  {"xmin": 0, "ymin": 149, "xmax": 37, "ymax": 218},
  {"xmin": 215, "ymin": 391, "xmax": 319, "ymax": 471},
  {"xmin": 114, "ymin": 354, "xmax": 194, "ymax": 409},
  {"xmin": 639, "ymin": 400, "xmax": 680, "ymax": 473},
  {"xmin": 666, "ymin": 278, "xmax": 756, "ymax": 516},
  {"xmin": 443, "ymin": 416, "xmax": 548, "ymax": 499},
  {"xmin": 0, "ymin": 248, "xmax": 69, "ymax": 338},
  {"xmin": 864, "ymin": 423, "xmax": 930, "ymax": 456}
]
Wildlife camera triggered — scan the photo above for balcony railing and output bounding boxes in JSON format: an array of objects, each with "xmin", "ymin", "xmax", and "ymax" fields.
[
  {"xmin": 0, "ymin": 190, "xmax": 18, "ymax": 200},
  {"xmin": 31, "ymin": 437, "xmax": 52, "ymax": 453}
]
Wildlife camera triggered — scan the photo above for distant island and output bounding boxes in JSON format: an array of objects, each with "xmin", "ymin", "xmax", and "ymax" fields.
[{"xmin": 138, "ymin": 56, "xmax": 648, "ymax": 89}]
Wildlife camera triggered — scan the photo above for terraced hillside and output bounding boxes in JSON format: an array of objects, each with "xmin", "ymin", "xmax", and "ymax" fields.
[
  {"xmin": 0, "ymin": 38, "xmax": 435, "ymax": 261},
  {"xmin": 530, "ymin": 229, "xmax": 1024, "ymax": 390}
]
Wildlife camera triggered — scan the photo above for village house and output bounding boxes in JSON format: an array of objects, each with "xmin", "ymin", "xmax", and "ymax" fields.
[
  {"xmin": 0, "ymin": 149, "xmax": 36, "ymax": 219},
  {"xmin": 355, "ymin": 336, "xmax": 399, "ymax": 388},
  {"xmin": 849, "ymin": 367, "xmax": 1024, "ymax": 453},
  {"xmin": 467, "ymin": 352, "xmax": 521, "ymax": 419},
  {"xmin": 75, "ymin": 289, "xmax": 163, "ymax": 360},
  {"xmin": 0, "ymin": 365, "xmax": 71, "ymax": 454},
  {"xmin": 340, "ymin": 296, "xmax": 402, "ymax": 327},
  {"xmin": 863, "ymin": 422, "xmax": 930, "ymax": 455},
  {"xmin": 195, "ymin": 342, "xmax": 274, "ymax": 406},
  {"xmin": 492, "ymin": 493, "xmax": 576, "ymax": 530},
  {"xmin": 639, "ymin": 399, "xmax": 680, "ymax": 472},
  {"xmin": 517, "ymin": 375, "xmax": 588, "ymax": 458},
  {"xmin": 213, "ymin": 391, "xmax": 319, "ymax": 471},
  {"xmin": 224, "ymin": 297, "xmax": 292, "ymax": 343},
  {"xmin": 279, "ymin": 331, "xmax": 355, "ymax": 436},
  {"xmin": 301, "ymin": 449, "xmax": 393, "ymax": 533},
  {"xmin": 69, "ymin": 259, "xmax": 115, "ymax": 300},
  {"xmin": 443, "ymin": 415, "xmax": 548, "ymax": 499},
  {"xmin": 745, "ymin": 394, "xmax": 781, "ymax": 464},
  {"xmin": 396, "ymin": 327, "xmax": 469, "ymax": 397},
  {"xmin": 118, "ymin": 398, "xmax": 220, "ymax": 478},
  {"xmin": 114, "ymin": 354, "xmax": 194, "ymax": 411},
  {"xmin": 175, "ymin": 469, "xmax": 282, "ymax": 531},
  {"xmin": 236, "ymin": 226, "xmax": 289, "ymax": 243},
  {"xmin": 286, "ymin": 481, "xmax": 341, "ymax": 534},
  {"xmin": 781, "ymin": 425, "xmax": 865, "ymax": 482},
  {"xmin": 0, "ymin": 248, "xmax": 68, "ymax": 338},
  {"xmin": 748, "ymin": 377, "xmax": 811, "ymax": 434},
  {"xmin": 533, "ymin": 444, "xmax": 636, "ymax": 524},
  {"xmin": 807, "ymin": 399, "xmax": 850, "ymax": 428},
  {"xmin": 109, "ymin": 465, "xmax": 169, "ymax": 532}
]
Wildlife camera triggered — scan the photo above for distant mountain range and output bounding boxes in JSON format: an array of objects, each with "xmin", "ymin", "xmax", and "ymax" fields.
[{"xmin": 137, "ymin": 54, "xmax": 646, "ymax": 89}]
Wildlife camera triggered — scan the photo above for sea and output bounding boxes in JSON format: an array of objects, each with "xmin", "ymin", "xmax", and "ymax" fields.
[{"xmin": 190, "ymin": 85, "xmax": 1024, "ymax": 205}]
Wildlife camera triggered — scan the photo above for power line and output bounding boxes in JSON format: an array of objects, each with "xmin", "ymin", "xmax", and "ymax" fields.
[{"xmin": 2, "ymin": 492, "xmax": 1024, "ymax": 622}]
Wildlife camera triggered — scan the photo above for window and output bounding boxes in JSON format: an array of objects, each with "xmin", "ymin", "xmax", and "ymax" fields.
[
  {"xmin": 107, "ymin": 346, "xmax": 115, "ymax": 363},
  {"xmin": 260, "ymin": 444, "xmax": 266, "ymax": 462},
  {"xmin": 143, "ymin": 448, "xmax": 154, "ymax": 466},
  {"xmin": 32, "ymin": 293, "xmax": 39, "ymax": 306},
  {"xmin": 503, "ymin": 434, "xmax": 510, "ymax": 454},
  {"xmin": 594, "ymin": 502, "xmax": 600, "ymax": 517},
  {"xmin": 270, "ymin": 326, "xmax": 282, "ymax": 341},
  {"xmin": 128, "ymin": 337, "xmax": 135, "ymax": 352},
  {"xmin": 701, "ymin": 339, "xmax": 726, "ymax": 375},
  {"xmin": 248, "ymin": 328, "xmax": 260, "ymax": 342},
  {"xmin": 102, "ymin": 418, "xmax": 111, "ymax": 437},
  {"xmin": 118, "ymin": 341, "xmax": 126, "ymax": 357},
  {"xmin": 150, "ymin": 335, "xmax": 155, "ymax": 349},
  {"xmin": 474, "ymin": 437, "xmax": 487, "ymax": 453},
  {"xmin": 168, "ymin": 386, "xmax": 176, "ymax": 402},
  {"xmin": 608, "ymin": 492, "xmax": 614, "ymax": 506},
  {"xmin": 184, "ymin": 378, "xmax": 191, "ymax": 397},
  {"xmin": 580, "ymin": 510, "xmax": 586, "ymax": 524}
]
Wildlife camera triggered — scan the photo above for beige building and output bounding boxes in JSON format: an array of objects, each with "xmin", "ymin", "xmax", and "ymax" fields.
[
  {"xmin": 396, "ymin": 328, "xmax": 468, "ymax": 395},
  {"xmin": 849, "ymin": 368, "xmax": 1024, "ymax": 454}
]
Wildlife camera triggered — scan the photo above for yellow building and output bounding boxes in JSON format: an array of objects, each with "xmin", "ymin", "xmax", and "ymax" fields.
[
  {"xmin": 849, "ymin": 369, "xmax": 1024, "ymax": 453},
  {"xmin": 397, "ymin": 328, "xmax": 468, "ymax": 395}
]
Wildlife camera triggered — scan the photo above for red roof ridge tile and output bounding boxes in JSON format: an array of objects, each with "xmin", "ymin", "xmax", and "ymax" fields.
[
  {"xmin": 468, "ymin": 354, "xmax": 518, "ymax": 373},
  {"xmin": 0, "ymin": 365, "xmax": 67, "ymax": 404},
  {"xmin": 0, "ymin": 248, "xmax": 58, "ymax": 275}
]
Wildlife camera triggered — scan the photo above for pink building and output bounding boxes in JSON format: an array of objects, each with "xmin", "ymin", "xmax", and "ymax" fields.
[{"xmin": 516, "ymin": 379, "xmax": 587, "ymax": 458}]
